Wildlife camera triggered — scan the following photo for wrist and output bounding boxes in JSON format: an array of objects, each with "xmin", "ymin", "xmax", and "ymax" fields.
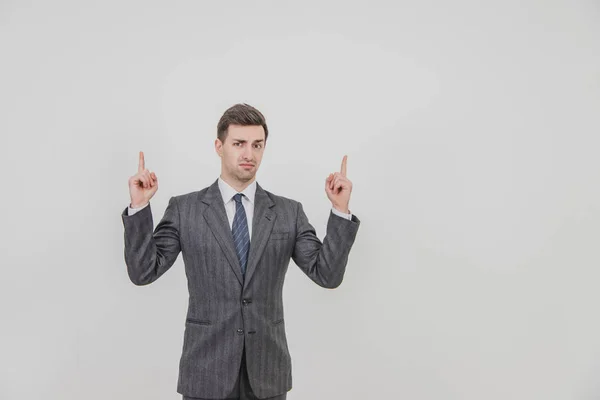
[
  {"xmin": 332, "ymin": 204, "xmax": 349, "ymax": 214},
  {"xmin": 130, "ymin": 201, "xmax": 148, "ymax": 209}
]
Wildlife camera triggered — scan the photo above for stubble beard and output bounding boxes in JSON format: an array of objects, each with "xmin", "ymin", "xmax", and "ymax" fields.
[{"xmin": 230, "ymin": 164, "xmax": 256, "ymax": 184}]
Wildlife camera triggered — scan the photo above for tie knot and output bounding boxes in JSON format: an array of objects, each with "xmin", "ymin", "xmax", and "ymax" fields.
[{"xmin": 233, "ymin": 193, "xmax": 244, "ymax": 204}]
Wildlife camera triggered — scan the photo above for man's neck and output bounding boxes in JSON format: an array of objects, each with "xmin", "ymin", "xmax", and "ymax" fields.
[{"xmin": 220, "ymin": 174, "xmax": 255, "ymax": 193}]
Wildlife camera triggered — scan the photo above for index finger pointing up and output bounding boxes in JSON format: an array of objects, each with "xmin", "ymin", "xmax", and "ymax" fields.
[
  {"xmin": 340, "ymin": 155, "xmax": 348, "ymax": 177},
  {"xmin": 138, "ymin": 151, "xmax": 145, "ymax": 173}
]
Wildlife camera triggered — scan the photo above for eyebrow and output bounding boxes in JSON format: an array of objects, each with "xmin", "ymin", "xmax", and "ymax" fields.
[{"xmin": 232, "ymin": 139, "xmax": 264, "ymax": 144}]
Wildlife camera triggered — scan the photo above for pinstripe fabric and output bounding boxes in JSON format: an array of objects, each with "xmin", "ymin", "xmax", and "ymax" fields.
[
  {"xmin": 182, "ymin": 344, "xmax": 287, "ymax": 400},
  {"xmin": 121, "ymin": 178, "xmax": 361, "ymax": 399}
]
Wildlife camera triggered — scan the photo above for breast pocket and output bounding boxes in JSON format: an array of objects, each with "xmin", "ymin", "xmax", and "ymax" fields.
[
  {"xmin": 186, "ymin": 318, "xmax": 212, "ymax": 326},
  {"xmin": 269, "ymin": 231, "xmax": 290, "ymax": 240}
]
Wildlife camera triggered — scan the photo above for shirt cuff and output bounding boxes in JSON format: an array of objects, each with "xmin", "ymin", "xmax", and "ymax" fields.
[
  {"xmin": 127, "ymin": 202, "xmax": 149, "ymax": 216},
  {"xmin": 331, "ymin": 207, "xmax": 352, "ymax": 220}
]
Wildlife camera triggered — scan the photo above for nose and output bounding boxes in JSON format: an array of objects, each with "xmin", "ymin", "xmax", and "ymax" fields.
[{"xmin": 242, "ymin": 146, "xmax": 253, "ymax": 160}]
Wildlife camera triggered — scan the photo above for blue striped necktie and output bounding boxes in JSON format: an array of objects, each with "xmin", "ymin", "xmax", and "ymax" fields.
[{"xmin": 232, "ymin": 193, "xmax": 250, "ymax": 276}]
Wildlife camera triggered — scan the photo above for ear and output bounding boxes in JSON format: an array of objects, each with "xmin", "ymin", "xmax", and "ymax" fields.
[{"xmin": 215, "ymin": 138, "xmax": 223, "ymax": 157}]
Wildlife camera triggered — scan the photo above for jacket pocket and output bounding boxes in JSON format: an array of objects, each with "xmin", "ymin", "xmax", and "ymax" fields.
[
  {"xmin": 270, "ymin": 232, "xmax": 289, "ymax": 240},
  {"xmin": 186, "ymin": 318, "xmax": 212, "ymax": 326},
  {"xmin": 272, "ymin": 318, "xmax": 284, "ymax": 326}
]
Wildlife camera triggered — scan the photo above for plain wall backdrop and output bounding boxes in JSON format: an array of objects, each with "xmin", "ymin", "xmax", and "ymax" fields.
[{"xmin": 1, "ymin": 0, "xmax": 599, "ymax": 399}]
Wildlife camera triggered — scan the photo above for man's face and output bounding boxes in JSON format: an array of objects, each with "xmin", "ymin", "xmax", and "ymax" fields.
[{"xmin": 216, "ymin": 124, "xmax": 266, "ymax": 184}]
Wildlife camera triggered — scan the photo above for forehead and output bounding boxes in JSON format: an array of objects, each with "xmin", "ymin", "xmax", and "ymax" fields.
[{"xmin": 227, "ymin": 124, "xmax": 265, "ymax": 142}]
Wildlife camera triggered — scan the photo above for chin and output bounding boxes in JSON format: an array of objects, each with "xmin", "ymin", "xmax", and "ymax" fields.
[{"xmin": 236, "ymin": 173, "xmax": 255, "ymax": 181}]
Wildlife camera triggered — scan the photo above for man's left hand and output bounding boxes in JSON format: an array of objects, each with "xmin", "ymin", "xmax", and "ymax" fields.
[{"xmin": 325, "ymin": 155, "xmax": 352, "ymax": 214}]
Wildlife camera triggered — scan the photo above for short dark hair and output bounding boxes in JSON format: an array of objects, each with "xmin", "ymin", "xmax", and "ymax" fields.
[{"xmin": 217, "ymin": 103, "xmax": 268, "ymax": 143}]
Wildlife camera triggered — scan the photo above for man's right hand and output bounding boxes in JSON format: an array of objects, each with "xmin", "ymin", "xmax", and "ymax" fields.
[{"xmin": 128, "ymin": 151, "xmax": 158, "ymax": 208}]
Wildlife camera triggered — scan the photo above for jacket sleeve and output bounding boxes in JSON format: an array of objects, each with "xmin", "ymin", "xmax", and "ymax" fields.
[
  {"xmin": 121, "ymin": 196, "xmax": 182, "ymax": 285},
  {"xmin": 291, "ymin": 201, "xmax": 360, "ymax": 289}
]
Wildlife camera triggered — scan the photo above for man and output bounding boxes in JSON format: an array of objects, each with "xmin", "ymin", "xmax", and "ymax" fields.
[{"xmin": 121, "ymin": 103, "xmax": 360, "ymax": 399}]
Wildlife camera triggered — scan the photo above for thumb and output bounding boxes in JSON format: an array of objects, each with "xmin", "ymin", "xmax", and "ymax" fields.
[{"xmin": 325, "ymin": 174, "xmax": 334, "ymax": 194}]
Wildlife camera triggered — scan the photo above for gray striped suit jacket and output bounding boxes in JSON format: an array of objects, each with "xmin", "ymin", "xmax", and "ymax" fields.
[{"xmin": 121, "ymin": 178, "xmax": 361, "ymax": 399}]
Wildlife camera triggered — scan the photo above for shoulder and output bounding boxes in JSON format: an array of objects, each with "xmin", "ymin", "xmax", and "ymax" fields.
[
  {"xmin": 172, "ymin": 186, "xmax": 210, "ymax": 206},
  {"xmin": 262, "ymin": 188, "xmax": 300, "ymax": 211}
]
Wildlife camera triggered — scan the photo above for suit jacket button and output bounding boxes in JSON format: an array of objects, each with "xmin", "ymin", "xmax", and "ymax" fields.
[{"xmin": 237, "ymin": 329, "xmax": 244, "ymax": 335}]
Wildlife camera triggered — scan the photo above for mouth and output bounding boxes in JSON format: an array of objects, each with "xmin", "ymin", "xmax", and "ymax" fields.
[{"xmin": 240, "ymin": 164, "xmax": 255, "ymax": 169}]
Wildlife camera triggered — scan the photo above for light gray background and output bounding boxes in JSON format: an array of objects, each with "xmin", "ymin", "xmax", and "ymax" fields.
[{"xmin": 1, "ymin": 0, "xmax": 599, "ymax": 399}]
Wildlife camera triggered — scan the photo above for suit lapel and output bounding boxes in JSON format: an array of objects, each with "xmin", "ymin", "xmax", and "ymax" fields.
[
  {"xmin": 244, "ymin": 182, "xmax": 276, "ymax": 287},
  {"xmin": 202, "ymin": 179, "xmax": 244, "ymax": 286}
]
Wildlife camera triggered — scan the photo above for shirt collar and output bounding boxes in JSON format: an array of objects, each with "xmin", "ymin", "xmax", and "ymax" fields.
[{"xmin": 218, "ymin": 176, "xmax": 257, "ymax": 205}]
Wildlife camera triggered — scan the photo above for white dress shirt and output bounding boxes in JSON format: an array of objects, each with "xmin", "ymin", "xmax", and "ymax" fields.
[
  {"xmin": 127, "ymin": 177, "xmax": 353, "ymax": 241},
  {"xmin": 217, "ymin": 176, "xmax": 257, "ymax": 240}
]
